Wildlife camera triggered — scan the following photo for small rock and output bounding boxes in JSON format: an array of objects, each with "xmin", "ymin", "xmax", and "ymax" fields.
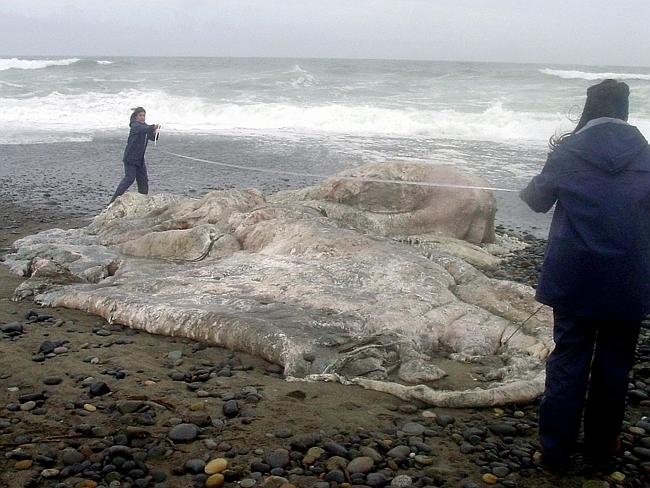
[
  {"xmin": 168, "ymin": 423, "xmax": 200, "ymax": 442},
  {"xmin": 88, "ymin": 381, "xmax": 111, "ymax": 397},
  {"xmin": 206, "ymin": 473, "xmax": 225, "ymax": 487},
  {"xmin": 205, "ymin": 458, "xmax": 228, "ymax": 474},
  {"xmin": 222, "ymin": 399, "xmax": 239, "ymax": 418},
  {"xmin": 347, "ymin": 456, "xmax": 374, "ymax": 474},
  {"xmin": 391, "ymin": 474, "xmax": 413, "ymax": 487},
  {"xmin": 43, "ymin": 376, "xmax": 63, "ymax": 385},
  {"xmin": 15, "ymin": 459, "xmax": 33, "ymax": 470}
]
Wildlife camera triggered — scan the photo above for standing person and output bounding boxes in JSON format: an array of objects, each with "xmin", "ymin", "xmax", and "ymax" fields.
[
  {"xmin": 520, "ymin": 79, "xmax": 650, "ymax": 474},
  {"xmin": 110, "ymin": 107, "xmax": 159, "ymax": 203}
]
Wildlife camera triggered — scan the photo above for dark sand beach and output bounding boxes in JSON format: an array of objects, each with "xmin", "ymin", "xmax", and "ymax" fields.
[{"xmin": 1, "ymin": 145, "xmax": 648, "ymax": 488}]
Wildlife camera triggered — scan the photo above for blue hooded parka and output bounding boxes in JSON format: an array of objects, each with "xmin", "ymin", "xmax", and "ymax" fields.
[
  {"xmin": 122, "ymin": 121, "xmax": 158, "ymax": 165},
  {"xmin": 520, "ymin": 118, "xmax": 650, "ymax": 320}
]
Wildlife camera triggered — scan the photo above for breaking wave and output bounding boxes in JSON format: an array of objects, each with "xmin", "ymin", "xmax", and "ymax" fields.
[
  {"xmin": 0, "ymin": 89, "xmax": 576, "ymax": 144},
  {"xmin": 0, "ymin": 57, "xmax": 81, "ymax": 71},
  {"xmin": 540, "ymin": 68, "xmax": 650, "ymax": 81}
]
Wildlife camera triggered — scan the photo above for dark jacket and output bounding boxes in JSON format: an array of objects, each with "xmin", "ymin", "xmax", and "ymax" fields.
[
  {"xmin": 122, "ymin": 122, "xmax": 158, "ymax": 164},
  {"xmin": 520, "ymin": 119, "xmax": 650, "ymax": 320}
]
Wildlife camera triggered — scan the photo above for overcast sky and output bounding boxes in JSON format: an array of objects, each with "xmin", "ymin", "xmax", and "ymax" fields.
[{"xmin": 2, "ymin": 0, "xmax": 649, "ymax": 67}]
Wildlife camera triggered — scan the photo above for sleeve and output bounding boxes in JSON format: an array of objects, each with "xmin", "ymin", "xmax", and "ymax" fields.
[
  {"xmin": 519, "ymin": 154, "xmax": 560, "ymax": 213},
  {"xmin": 131, "ymin": 122, "xmax": 153, "ymax": 134},
  {"xmin": 147, "ymin": 125, "xmax": 158, "ymax": 141}
]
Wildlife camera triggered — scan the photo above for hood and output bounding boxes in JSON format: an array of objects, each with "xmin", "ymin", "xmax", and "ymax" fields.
[{"xmin": 564, "ymin": 121, "xmax": 648, "ymax": 174}]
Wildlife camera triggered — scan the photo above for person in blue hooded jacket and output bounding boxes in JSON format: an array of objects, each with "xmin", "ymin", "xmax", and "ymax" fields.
[
  {"xmin": 110, "ymin": 107, "xmax": 159, "ymax": 203},
  {"xmin": 520, "ymin": 79, "xmax": 650, "ymax": 474}
]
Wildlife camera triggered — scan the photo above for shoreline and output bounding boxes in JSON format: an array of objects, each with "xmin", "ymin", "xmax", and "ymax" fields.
[{"xmin": 1, "ymin": 201, "xmax": 648, "ymax": 488}]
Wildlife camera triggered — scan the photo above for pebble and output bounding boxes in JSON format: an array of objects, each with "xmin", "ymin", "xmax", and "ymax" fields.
[
  {"xmin": 43, "ymin": 376, "xmax": 63, "ymax": 385},
  {"xmin": 347, "ymin": 456, "xmax": 374, "ymax": 474},
  {"xmin": 222, "ymin": 399, "xmax": 239, "ymax": 417},
  {"xmin": 205, "ymin": 457, "xmax": 228, "ymax": 474},
  {"xmin": 400, "ymin": 421, "xmax": 426, "ymax": 435},
  {"xmin": 19, "ymin": 401, "xmax": 36, "ymax": 411},
  {"xmin": 608, "ymin": 471, "xmax": 625, "ymax": 482},
  {"xmin": 391, "ymin": 474, "xmax": 413, "ymax": 487},
  {"xmin": 205, "ymin": 473, "xmax": 225, "ymax": 487},
  {"xmin": 168, "ymin": 423, "xmax": 201, "ymax": 442},
  {"xmin": 88, "ymin": 381, "xmax": 111, "ymax": 397},
  {"xmin": 266, "ymin": 448, "xmax": 290, "ymax": 468},
  {"xmin": 15, "ymin": 459, "xmax": 33, "ymax": 469},
  {"xmin": 185, "ymin": 458, "xmax": 206, "ymax": 474},
  {"xmin": 482, "ymin": 473, "xmax": 498, "ymax": 484},
  {"xmin": 41, "ymin": 468, "xmax": 60, "ymax": 478},
  {"xmin": 83, "ymin": 403, "xmax": 97, "ymax": 412},
  {"xmin": 387, "ymin": 445, "xmax": 411, "ymax": 459},
  {"xmin": 303, "ymin": 446, "xmax": 325, "ymax": 465}
]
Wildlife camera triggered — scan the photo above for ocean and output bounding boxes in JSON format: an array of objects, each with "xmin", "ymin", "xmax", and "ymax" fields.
[{"xmin": 2, "ymin": 56, "xmax": 650, "ymax": 236}]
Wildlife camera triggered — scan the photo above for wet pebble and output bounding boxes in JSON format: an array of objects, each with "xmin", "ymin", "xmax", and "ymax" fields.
[{"xmin": 168, "ymin": 423, "xmax": 201, "ymax": 442}]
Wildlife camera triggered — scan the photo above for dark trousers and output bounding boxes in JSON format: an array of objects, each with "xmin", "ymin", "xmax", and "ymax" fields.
[
  {"xmin": 111, "ymin": 161, "xmax": 148, "ymax": 203},
  {"xmin": 539, "ymin": 310, "xmax": 641, "ymax": 467}
]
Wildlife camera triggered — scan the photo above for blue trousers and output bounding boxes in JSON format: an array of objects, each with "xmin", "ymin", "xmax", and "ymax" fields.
[
  {"xmin": 539, "ymin": 310, "xmax": 641, "ymax": 467},
  {"xmin": 111, "ymin": 161, "xmax": 148, "ymax": 203}
]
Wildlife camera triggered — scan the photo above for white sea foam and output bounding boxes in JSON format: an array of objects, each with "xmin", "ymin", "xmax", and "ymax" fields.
[
  {"xmin": 0, "ymin": 57, "xmax": 81, "ymax": 71},
  {"xmin": 96, "ymin": 60, "xmax": 113, "ymax": 65},
  {"xmin": 540, "ymin": 68, "xmax": 650, "ymax": 81},
  {"xmin": 0, "ymin": 80, "xmax": 24, "ymax": 88},
  {"xmin": 0, "ymin": 89, "xmax": 587, "ymax": 144}
]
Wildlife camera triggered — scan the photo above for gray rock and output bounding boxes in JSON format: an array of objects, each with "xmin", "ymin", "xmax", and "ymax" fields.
[
  {"xmin": 88, "ymin": 381, "xmax": 111, "ymax": 397},
  {"xmin": 347, "ymin": 456, "xmax": 374, "ymax": 474},
  {"xmin": 391, "ymin": 474, "xmax": 413, "ymax": 487},
  {"xmin": 436, "ymin": 414, "xmax": 456, "ymax": 427},
  {"xmin": 266, "ymin": 448, "xmax": 290, "ymax": 468},
  {"xmin": 184, "ymin": 458, "xmax": 206, "ymax": 474},
  {"xmin": 43, "ymin": 376, "xmax": 63, "ymax": 385},
  {"xmin": 631, "ymin": 446, "xmax": 650, "ymax": 460},
  {"xmin": 168, "ymin": 423, "xmax": 200, "ymax": 442},
  {"xmin": 387, "ymin": 445, "xmax": 411, "ymax": 459},
  {"xmin": 222, "ymin": 399, "xmax": 239, "ymax": 418},
  {"xmin": 400, "ymin": 422, "xmax": 426, "ymax": 435},
  {"xmin": 488, "ymin": 422, "xmax": 518, "ymax": 437},
  {"xmin": 61, "ymin": 448, "xmax": 85, "ymax": 465}
]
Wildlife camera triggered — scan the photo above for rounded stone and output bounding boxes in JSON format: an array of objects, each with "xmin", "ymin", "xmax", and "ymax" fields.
[
  {"xmin": 400, "ymin": 422, "xmax": 426, "ymax": 435},
  {"xmin": 303, "ymin": 446, "xmax": 325, "ymax": 465},
  {"xmin": 185, "ymin": 458, "xmax": 206, "ymax": 474},
  {"xmin": 61, "ymin": 447, "xmax": 85, "ymax": 465},
  {"xmin": 347, "ymin": 456, "xmax": 374, "ymax": 474},
  {"xmin": 482, "ymin": 473, "xmax": 498, "ymax": 484},
  {"xmin": 366, "ymin": 472, "xmax": 389, "ymax": 487},
  {"xmin": 222, "ymin": 399, "xmax": 239, "ymax": 418},
  {"xmin": 15, "ymin": 459, "xmax": 33, "ymax": 470},
  {"xmin": 391, "ymin": 474, "xmax": 413, "ymax": 487},
  {"xmin": 168, "ymin": 423, "xmax": 200, "ymax": 442},
  {"xmin": 266, "ymin": 448, "xmax": 290, "ymax": 468},
  {"xmin": 205, "ymin": 472, "xmax": 225, "ymax": 488},
  {"xmin": 387, "ymin": 445, "xmax": 411, "ymax": 459},
  {"xmin": 325, "ymin": 469, "xmax": 346, "ymax": 483},
  {"xmin": 205, "ymin": 458, "xmax": 228, "ymax": 474},
  {"xmin": 19, "ymin": 401, "xmax": 36, "ymax": 411}
]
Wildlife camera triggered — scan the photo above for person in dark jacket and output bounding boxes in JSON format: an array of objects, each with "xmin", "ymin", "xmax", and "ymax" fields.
[
  {"xmin": 110, "ymin": 107, "xmax": 159, "ymax": 203},
  {"xmin": 520, "ymin": 79, "xmax": 650, "ymax": 474}
]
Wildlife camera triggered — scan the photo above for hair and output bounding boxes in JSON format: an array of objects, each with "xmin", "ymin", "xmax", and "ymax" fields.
[
  {"xmin": 549, "ymin": 79, "xmax": 630, "ymax": 150},
  {"xmin": 129, "ymin": 106, "xmax": 146, "ymax": 124}
]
